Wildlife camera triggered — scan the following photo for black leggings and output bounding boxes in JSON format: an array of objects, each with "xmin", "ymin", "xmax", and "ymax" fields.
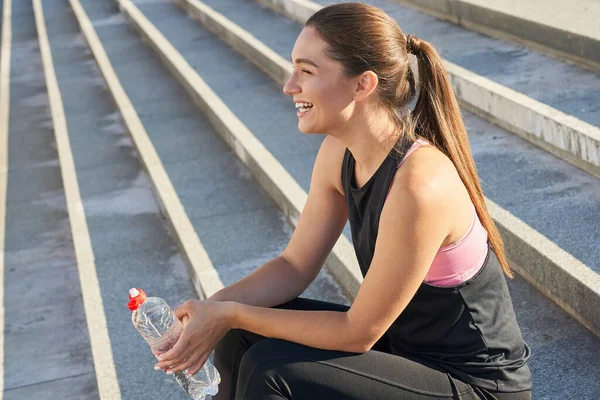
[{"xmin": 213, "ymin": 298, "xmax": 531, "ymax": 400}]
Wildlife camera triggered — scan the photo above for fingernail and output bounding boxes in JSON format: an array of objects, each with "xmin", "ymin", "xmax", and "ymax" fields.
[
  {"xmin": 157, "ymin": 356, "xmax": 163, "ymax": 361},
  {"xmin": 186, "ymin": 373, "xmax": 192, "ymax": 378},
  {"xmin": 166, "ymin": 370, "xmax": 173, "ymax": 375},
  {"xmin": 154, "ymin": 366, "xmax": 160, "ymax": 371}
]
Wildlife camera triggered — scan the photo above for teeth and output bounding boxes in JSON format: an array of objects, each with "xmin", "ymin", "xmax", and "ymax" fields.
[{"xmin": 295, "ymin": 102, "xmax": 313, "ymax": 108}]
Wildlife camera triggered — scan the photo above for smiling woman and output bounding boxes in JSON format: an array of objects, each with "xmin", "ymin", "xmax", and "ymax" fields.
[{"xmin": 153, "ymin": 3, "xmax": 532, "ymax": 399}]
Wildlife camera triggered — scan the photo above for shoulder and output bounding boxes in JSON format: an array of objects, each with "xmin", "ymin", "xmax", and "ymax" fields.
[
  {"xmin": 313, "ymin": 135, "xmax": 347, "ymax": 196},
  {"xmin": 387, "ymin": 144, "xmax": 462, "ymax": 220}
]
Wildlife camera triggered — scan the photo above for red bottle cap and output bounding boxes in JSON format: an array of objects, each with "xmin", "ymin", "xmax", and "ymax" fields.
[{"xmin": 128, "ymin": 288, "xmax": 148, "ymax": 311}]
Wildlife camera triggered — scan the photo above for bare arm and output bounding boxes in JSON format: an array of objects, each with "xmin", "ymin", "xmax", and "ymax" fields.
[{"xmin": 208, "ymin": 255, "xmax": 310, "ymax": 308}]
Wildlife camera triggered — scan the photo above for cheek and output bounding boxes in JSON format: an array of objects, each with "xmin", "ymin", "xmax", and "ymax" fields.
[
  {"xmin": 319, "ymin": 82, "xmax": 352, "ymax": 114},
  {"xmin": 304, "ymin": 78, "xmax": 344, "ymax": 105}
]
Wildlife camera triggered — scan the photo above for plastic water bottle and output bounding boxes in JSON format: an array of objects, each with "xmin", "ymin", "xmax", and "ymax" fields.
[{"xmin": 128, "ymin": 288, "xmax": 221, "ymax": 400}]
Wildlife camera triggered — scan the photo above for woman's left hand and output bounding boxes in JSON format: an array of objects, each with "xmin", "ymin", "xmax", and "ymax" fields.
[{"xmin": 154, "ymin": 300, "xmax": 236, "ymax": 376}]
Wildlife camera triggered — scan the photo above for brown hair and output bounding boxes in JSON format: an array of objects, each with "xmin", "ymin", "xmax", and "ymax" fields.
[{"xmin": 306, "ymin": 3, "xmax": 513, "ymax": 278}]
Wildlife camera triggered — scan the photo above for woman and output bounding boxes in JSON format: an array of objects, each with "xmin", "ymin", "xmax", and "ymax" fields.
[{"xmin": 153, "ymin": 3, "xmax": 532, "ymax": 399}]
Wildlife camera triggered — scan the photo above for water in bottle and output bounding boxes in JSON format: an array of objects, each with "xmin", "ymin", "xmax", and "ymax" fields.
[{"xmin": 128, "ymin": 288, "xmax": 221, "ymax": 400}]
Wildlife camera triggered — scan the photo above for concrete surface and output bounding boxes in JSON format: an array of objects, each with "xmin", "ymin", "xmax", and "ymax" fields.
[
  {"xmin": 44, "ymin": 0, "xmax": 202, "ymax": 397},
  {"xmin": 3, "ymin": 0, "xmax": 599, "ymax": 398},
  {"xmin": 3, "ymin": 2, "xmax": 97, "ymax": 396}
]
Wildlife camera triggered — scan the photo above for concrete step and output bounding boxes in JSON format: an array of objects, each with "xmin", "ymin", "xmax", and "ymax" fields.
[
  {"xmin": 395, "ymin": 0, "xmax": 600, "ymax": 72},
  {"xmin": 260, "ymin": 0, "xmax": 600, "ymax": 181},
  {"xmin": 112, "ymin": 0, "xmax": 600, "ymax": 398},
  {"xmin": 1, "ymin": 0, "xmax": 98, "ymax": 397}
]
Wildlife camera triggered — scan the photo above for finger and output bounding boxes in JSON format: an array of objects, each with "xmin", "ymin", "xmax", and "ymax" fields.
[
  {"xmin": 156, "ymin": 337, "xmax": 204, "ymax": 372},
  {"xmin": 173, "ymin": 306, "xmax": 187, "ymax": 320},
  {"xmin": 168, "ymin": 350, "xmax": 204, "ymax": 374},
  {"xmin": 161, "ymin": 341, "xmax": 203, "ymax": 374},
  {"xmin": 155, "ymin": 332, "xmax": 190, "ymax": 365},
  {"xmin": 173, "ymin": 300, "xmax": 193, "ymax": 320},
  {"xmin": 156, "ymin": 354, "xmax": 186, "ymax": 372},
  {"xmin": 185, "ymin": 353, "xmax": 209, "ymax": 377},
  {"xmin": 155, "ymin": 352, "xmax": 187, "ymax": 371},
  {"xmin": 179, "ymin": 314, "xmax": 190, "ymax": 326}
]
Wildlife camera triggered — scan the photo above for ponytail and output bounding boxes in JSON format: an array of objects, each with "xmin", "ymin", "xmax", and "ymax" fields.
[{"xmin": 406, "ymin": 35, "xmax": 513, "ymax": 278}]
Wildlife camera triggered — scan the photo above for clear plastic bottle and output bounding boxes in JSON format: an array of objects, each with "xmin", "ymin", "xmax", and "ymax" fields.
[{"xmin": 128, "ymin": 288, "xmax": 221, "ymax": 400}]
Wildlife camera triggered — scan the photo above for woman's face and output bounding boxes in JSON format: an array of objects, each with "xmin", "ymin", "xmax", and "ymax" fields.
[{"xmin": 284, "ymin": 27, "xmax": 356, "ymax": 134}]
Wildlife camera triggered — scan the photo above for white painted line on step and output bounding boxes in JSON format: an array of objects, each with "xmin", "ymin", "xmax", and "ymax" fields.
[
  {"xmin": 119, "ymin": 0, "xmax": 364, "ymax": 299},
  {"xmin": 68, "ymin": 0, "xmax": 224, "ymax": 300},
  {"xmin": 0, "ymin": 0, "xmax": 12, "ymax": 397},
  {"xmin": 32, "ymin": 0, "xmax": 122, "ymax": 398},
  {"xmin": 177, "ymin": 0, "xmax": 600, "ymax": 335},
  {"xmin": 257, "ymin": 0, "xmax": 600, "ymax": 180}
]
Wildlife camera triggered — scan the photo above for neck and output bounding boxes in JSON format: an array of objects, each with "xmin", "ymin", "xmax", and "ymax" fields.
[{"xmin": 329, "ymin": 108, "xmax": 401, "ymax": 175}]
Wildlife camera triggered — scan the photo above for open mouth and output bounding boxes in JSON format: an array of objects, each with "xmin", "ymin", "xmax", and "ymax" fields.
[{"xmin": 295, "ymin": 102, "xmax": 313, "ymax": 114}]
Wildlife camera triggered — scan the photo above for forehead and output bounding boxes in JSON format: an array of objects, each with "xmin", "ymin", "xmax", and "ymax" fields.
[{"xmin": 291, "ymin": 27, "xmax": 329, "ymax": 61}]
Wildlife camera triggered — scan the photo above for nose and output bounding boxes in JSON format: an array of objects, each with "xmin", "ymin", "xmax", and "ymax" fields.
[{"xmin": 283, "ymin": 72, "xmax": 300, "ymax": 96}]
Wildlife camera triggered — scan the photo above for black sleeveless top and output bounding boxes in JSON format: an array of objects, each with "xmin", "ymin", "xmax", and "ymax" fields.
[{"xmin": 341, "ymin": 137, "xmax": 532, "ymax": 392}]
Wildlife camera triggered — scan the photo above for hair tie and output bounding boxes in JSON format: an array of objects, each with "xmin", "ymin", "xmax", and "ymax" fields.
[{"xmin": 406, "ymin": 35, "xmax": 420, "ymax": 55}]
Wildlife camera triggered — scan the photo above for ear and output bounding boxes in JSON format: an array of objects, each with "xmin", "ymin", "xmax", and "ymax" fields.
[{"xmin": 353, "ymin": 71, "xmax": 379, "ymax": 102}]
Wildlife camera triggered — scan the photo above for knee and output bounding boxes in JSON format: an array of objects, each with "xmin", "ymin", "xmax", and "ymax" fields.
[
  {"xmin": 238, "ymin": 338, "xmax": 284, "ymax": 374},
  {"xmin": 236, "ymin": 339, "xmax": 292, "ymax": 398}
]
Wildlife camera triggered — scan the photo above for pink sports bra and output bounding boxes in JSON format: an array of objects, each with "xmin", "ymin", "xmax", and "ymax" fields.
[{"xmin": 397, "ymin": 139, "xmax": 488, "ymax": 287}]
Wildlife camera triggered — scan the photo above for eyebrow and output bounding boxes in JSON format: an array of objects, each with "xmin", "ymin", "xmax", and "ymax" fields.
[{"xmin": 291, "ymin": 57, "xmax": 319, "ymax": 68}]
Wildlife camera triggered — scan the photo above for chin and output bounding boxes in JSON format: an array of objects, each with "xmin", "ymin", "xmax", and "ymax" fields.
[
  {"xmin": 298, "ymin": 126, "xmax": 322, "ymax": 135},
  {"xmin": 298, "ymin": 121, "xmax": 324, "ymax": 135},
  {"xmin": 298, "ymin": 124, "xmax": 311, "ymax": 134},
  {"xmin": 297, "ymin": 122, "xmax": 311, "ymax": 134}
]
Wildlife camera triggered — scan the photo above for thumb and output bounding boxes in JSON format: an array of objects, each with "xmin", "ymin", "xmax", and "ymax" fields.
[{"xmin": 174, "ymin": 302, "xmax": 191, "ymax": 324}]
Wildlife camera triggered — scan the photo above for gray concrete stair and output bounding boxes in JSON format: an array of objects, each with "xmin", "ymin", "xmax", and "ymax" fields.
[
  {"xmin": 2, "ymin": 0, "xmax": 599, "ymax": 399},
  {"xmin": 2, "ymin": 1, "xmax": 97, "ymax": 397}
]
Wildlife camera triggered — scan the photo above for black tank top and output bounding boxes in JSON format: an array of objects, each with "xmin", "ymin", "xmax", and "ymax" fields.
[{"xmin": 341, "ymin": 136, "xmax": 531, "ymax": 392}]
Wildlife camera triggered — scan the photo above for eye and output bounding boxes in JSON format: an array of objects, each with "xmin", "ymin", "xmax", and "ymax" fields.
[{"xmin": 301, "ymin": 69, "xmax": 312, "ymax": 75}]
